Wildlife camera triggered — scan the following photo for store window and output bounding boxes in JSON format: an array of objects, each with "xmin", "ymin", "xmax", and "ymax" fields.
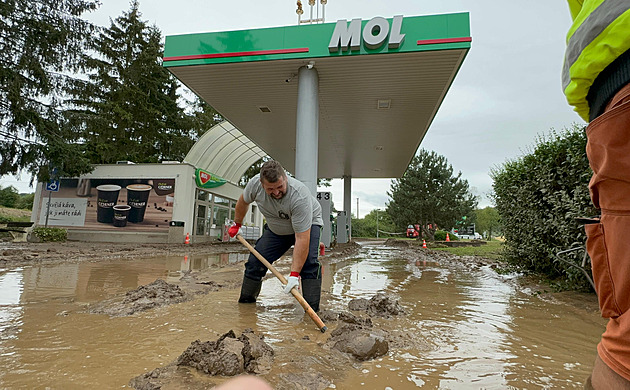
[
  {"xmin": 197, "ymin": 190, "xmax": 208, "ymax": 202},
  {"xmin": 196, "ymin": 204, "xmax": 206, "ymax": 235},
  {"xmin": 194, "ymin": 188, "xmax": 238, "ymax": 236},
  {"xmin": 213, "ymin": 206, "xmax": 230, "ymax": 227},
  {"xmin": 214, "ymin": 195, "xmax": 229, "ymax": 207}
]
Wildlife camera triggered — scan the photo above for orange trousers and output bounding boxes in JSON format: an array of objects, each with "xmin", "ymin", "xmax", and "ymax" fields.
[{"xmin": 585, "ymin": 83, "xmax": 630, "ymax": 383}]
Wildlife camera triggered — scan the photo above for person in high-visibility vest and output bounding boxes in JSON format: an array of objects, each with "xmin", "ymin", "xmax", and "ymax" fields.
[{"xmin": 563, "ymin": 2, "xmax": 630, "ymax": 388}]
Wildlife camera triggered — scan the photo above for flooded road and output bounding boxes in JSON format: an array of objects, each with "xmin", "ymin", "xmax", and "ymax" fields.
[{"xmin": 0, "ymin": 241, "xmax": 604, "ymax": 388}]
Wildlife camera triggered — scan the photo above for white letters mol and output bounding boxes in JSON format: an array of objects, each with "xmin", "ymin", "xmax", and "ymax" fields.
[{"xmin": 328, "ymin": 15, "xmax": 405, "ymax": 52}]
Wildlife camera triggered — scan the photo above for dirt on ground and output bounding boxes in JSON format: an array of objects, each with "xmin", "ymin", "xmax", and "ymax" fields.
[
  {"xmin": 0, "ymin": 237, "xmax": 600, "ymax": 388},
  {"xmin": 0, "ymin": 239, "xmax": 361, "ymax": 268},
  {"xmin": 0, "ymin": 240, "xmax": 248, "ymax": 268}
]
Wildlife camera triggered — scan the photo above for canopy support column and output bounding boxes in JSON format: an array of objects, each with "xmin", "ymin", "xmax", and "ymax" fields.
[
  {"xmin": 295, "ymin": 64, "xmax": 319, "ymax": 197},
  {"xmin": 344, "ymin": 175, "xmax": 352, "ymax": 241}
]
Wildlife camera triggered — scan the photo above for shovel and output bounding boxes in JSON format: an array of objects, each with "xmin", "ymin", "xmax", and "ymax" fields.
[{"xmin": 236, "ymin": 234, "xmax": 327, "ymax": 333}]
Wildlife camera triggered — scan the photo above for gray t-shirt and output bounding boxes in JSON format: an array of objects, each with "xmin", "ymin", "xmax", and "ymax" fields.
[{"xmin": 243, "ymin": 174, "xmax": 323, "ymax": 235}]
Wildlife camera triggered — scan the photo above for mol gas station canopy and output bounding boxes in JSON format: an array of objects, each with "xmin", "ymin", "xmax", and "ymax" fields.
[{"xmin": 163, "ymin": 13, "xmax": 471, "ymax": 180}]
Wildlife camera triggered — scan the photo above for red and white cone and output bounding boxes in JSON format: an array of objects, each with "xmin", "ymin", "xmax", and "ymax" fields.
[
  {"xmin": 446, "ymin": 233, "xmax": 450, "ymax": 242},
  {"xmin": 185, "ymin": 232, "xmax": 190, "ymax": 244},
  {"xmin": 422, "ymin": 239, "xmax": 427, "ymax": 249}
]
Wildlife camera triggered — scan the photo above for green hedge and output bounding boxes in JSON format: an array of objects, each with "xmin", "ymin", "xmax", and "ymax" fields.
[
  {"xmin": 491, "ymin": 124, "xmax": 596, "ymax": 290},
  {"xmin": 32, "ymin": 227, "xmax": 67, "ymax": 242},
  {"xmin": 434, "ymin": 230, "xmax": 458, "ymax": 241}
]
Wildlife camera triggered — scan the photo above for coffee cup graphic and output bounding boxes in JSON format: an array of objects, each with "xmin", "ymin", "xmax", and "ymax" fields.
[
  {"xmin": 113, "ymin": 205, "xmax": 131, "ymax": 227},
  {"xmin": 126, "ymin": 184, "xmax": 152, "ymax": 223},
  {"xmin": 96, "ymin": 184, "xmax": 121, "ymax": 223}
]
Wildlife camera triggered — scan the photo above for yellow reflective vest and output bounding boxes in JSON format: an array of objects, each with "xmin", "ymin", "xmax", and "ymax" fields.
[{"xmin": 563, "ymin": 1, "xmax": 630, "ymax": 121}]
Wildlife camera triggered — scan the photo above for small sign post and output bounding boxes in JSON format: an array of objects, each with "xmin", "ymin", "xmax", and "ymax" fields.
[{"xmin": 45, "ymin": 180, "xmax": 60, "ymax": 228}]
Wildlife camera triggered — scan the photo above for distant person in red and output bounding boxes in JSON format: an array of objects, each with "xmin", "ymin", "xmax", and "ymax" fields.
[
  {"xmin": 563, "ymin": 2, "xmax": 630, "ymax": 388},
  {"xmin": 228, "ymin": 160, "xmax": 324, "ymax": 311}
]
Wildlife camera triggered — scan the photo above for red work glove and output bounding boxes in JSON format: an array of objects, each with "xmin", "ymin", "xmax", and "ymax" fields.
[{"xmin": 228, "ymin": 222, "xmax": 241, "ymax": 238}]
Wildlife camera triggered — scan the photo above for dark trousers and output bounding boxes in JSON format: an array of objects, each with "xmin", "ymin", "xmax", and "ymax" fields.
[{"xmin": 244, "ymin": 224, "xmax": 321, "ymax": 281}]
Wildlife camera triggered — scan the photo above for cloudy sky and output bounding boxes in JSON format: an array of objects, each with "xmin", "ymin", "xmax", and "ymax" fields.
[{"xmin": 1, "ymin": 1, "xmax": 584, "ymax": 217}]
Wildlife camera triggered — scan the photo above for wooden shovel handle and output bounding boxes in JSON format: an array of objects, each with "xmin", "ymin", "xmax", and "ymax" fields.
[{"xmin": 236, "ymin": 234, "xmax": 327, "ymax": 333}]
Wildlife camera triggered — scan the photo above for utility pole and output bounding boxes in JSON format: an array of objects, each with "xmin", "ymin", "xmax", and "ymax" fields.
[
  {"xmin": 356, "ymin": 197, "xmax": 359, "ymax": 219},
  {"xmin": 376, "ymin": 209, "xmax": 379, "ymax": 238}
]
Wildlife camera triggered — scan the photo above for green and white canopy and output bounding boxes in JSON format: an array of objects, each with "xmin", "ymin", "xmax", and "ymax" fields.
[{"xmin": 165, "ymin": 13, "xmax": 471, "ymax": 179}]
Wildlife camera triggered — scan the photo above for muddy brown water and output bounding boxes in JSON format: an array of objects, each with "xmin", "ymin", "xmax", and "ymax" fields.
[{"xmin": 0, "ymin": 242, "xmax": 605, "ymax": 388}]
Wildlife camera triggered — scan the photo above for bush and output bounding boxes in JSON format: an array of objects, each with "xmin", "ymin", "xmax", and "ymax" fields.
[
  {"xmin": 0, "ymin": 186, "xmax": 19, "ymax": 208},
  {"xmin": 434, "ymin": 230, "xmax": 458, "ymax": 241},
  {"xmin": 491, "ymin": 124, "xmax": 596, "ymax": 290},
  {"xmin": 32, "ymin": 227, "xmax": 67, "ymax": 242},
  {"xmin": 15, "ymin": 193, "xmax": 35, "ymax": 210}
]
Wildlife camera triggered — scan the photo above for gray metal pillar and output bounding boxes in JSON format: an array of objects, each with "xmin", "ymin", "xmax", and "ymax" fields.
[
  {"xmin": 343, "ymin": 175, "xmax": 352, "ymax": 239},
  {"xmin": 295, "ymin": 64, "xmax": 319, "ymax": 197}
]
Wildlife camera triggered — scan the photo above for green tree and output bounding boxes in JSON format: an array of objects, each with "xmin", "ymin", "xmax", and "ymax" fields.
[
  {"xmin": 15, "ymin": 193, "xmax": 35, "ymax": 210},
  {"xmin": 65, "ymin": 1, "xmax": 196, "ymax": 165},
  {"xmin": 0, "ymin": 0, "xmax": 99, "ymax": 180},
  {"xmin": 239, "ymin": 156, "xmax": 332, "ymax": 188},
  {"xmin": 0, "ymin": 185, "xmax": 19, "ymax": 208},
  {"xmin": 189, "ymin": 98, "xmax": 223, "ymax": 139},
  {"xmin": 386, "ymin": 149, "xmax": 477, "ymax": 240},
  {"xmin": 239, "ymin": 157, "xmax": 270, "ymax": 187},
  {"xmin": 351, "ymin": 209, "xmax": 396, "ymax": 238},
  {"xmin": 474, "ymin": 206, "xmax": 501, "ymax": 239}
]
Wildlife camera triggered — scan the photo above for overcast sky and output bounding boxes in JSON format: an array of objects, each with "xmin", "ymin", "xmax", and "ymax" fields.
[{"xmin": 1, "ymin": 1, "xmax": 584, "ymax": 218}]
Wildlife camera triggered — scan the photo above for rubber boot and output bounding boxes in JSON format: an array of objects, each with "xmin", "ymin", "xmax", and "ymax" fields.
[
  {"xmin": 238, "ymin": 276, "xmax": 262, "ymax": 303},
  {"xmin": 301, "ymin": 278, "xmax": 322, "ymax": 312}
]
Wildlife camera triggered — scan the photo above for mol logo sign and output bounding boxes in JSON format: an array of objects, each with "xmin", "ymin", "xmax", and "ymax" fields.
[{"xmin": 328, "ymin": 15, "xmax": 405, "ymax": 53}]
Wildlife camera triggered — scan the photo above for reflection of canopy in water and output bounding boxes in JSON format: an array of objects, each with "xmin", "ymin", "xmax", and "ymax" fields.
[{"xmin": 184, "ymin": 120, "xmax": 266, "ymax": 185}]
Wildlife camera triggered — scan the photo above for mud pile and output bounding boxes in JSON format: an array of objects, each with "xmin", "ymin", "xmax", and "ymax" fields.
[
  {"xmin": 384, "ymin": 238, "xmax": 411, "ymax": 247},
  {"xmin": 129, "ymin": 329, "xmax": 274, "ymax": 390},
  {"xmin": 348, "ymin": 292, "xmax": 406, "ymax": 317},
  {"xmin": 89, "ymin": 279, "xmax": 189, "ymax": 317},
  {"xmin": 177, "ymin": 329, "xmax": 274, "ymax": 376},
  {"xmin": 319, "ymin": 293, "xmax": 408, "ymax": 360},
  {"xmin": 325, "ymin": 311, "xmax": 388, "ymax": 361},
  {"xmin": 325, "ymin": 241, "xmax": 361, "ymax": 259}
]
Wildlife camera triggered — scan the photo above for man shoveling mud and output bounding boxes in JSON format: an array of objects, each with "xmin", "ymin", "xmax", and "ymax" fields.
[{"xmin": 228, "ymin": 160, "xmax": 324, "ymax": 311}]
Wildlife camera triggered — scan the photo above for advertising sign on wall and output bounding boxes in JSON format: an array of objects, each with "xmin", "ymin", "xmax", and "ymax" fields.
[
  {"xmin": 195, "ymin": 169, "xmax": 227, "ymax": 189},
  {"xmin": 38, "ymin": 198, "xmax": 88, "ymax": 226},
  {"xmin": 39, "ymin": 178, "xmax": 176, "ymax": 232}
]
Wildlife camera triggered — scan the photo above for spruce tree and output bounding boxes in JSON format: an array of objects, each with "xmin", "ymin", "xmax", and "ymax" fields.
[
  {"xmin": 386, "ymin": 149, "xmax": 477, "ymax": 240},
  {"xmin": 0, "ymin": 0, "xmax": 99, "ymax": 180},
  {"xmin": 66, "ymin": 1, "xmax": 197, "ymax": 164}
]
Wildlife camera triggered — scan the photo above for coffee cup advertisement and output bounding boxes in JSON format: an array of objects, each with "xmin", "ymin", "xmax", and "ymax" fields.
[
  {"xmin": 96, "ymin": 184, "xmax": 121, "ymax": 223},
  {"xmin": 113, "ymin": 205, "xmax": 131, "ymax": 227},
  {"xmin": 39, "ymin": 178, "xmax": 175, "ymax": 232},
  {"xmin": 126, "ymin": 184, "xmax": 152, "ymax": 223}
]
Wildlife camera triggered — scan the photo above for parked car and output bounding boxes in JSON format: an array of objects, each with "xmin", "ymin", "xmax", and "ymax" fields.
[
  {"xmin": 459, "ymin": 232, "xmax": 482, "ymax": 240},
  {"xmin": 406, "ymin": 225, "xmax": 419, "ymax": 238}
]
